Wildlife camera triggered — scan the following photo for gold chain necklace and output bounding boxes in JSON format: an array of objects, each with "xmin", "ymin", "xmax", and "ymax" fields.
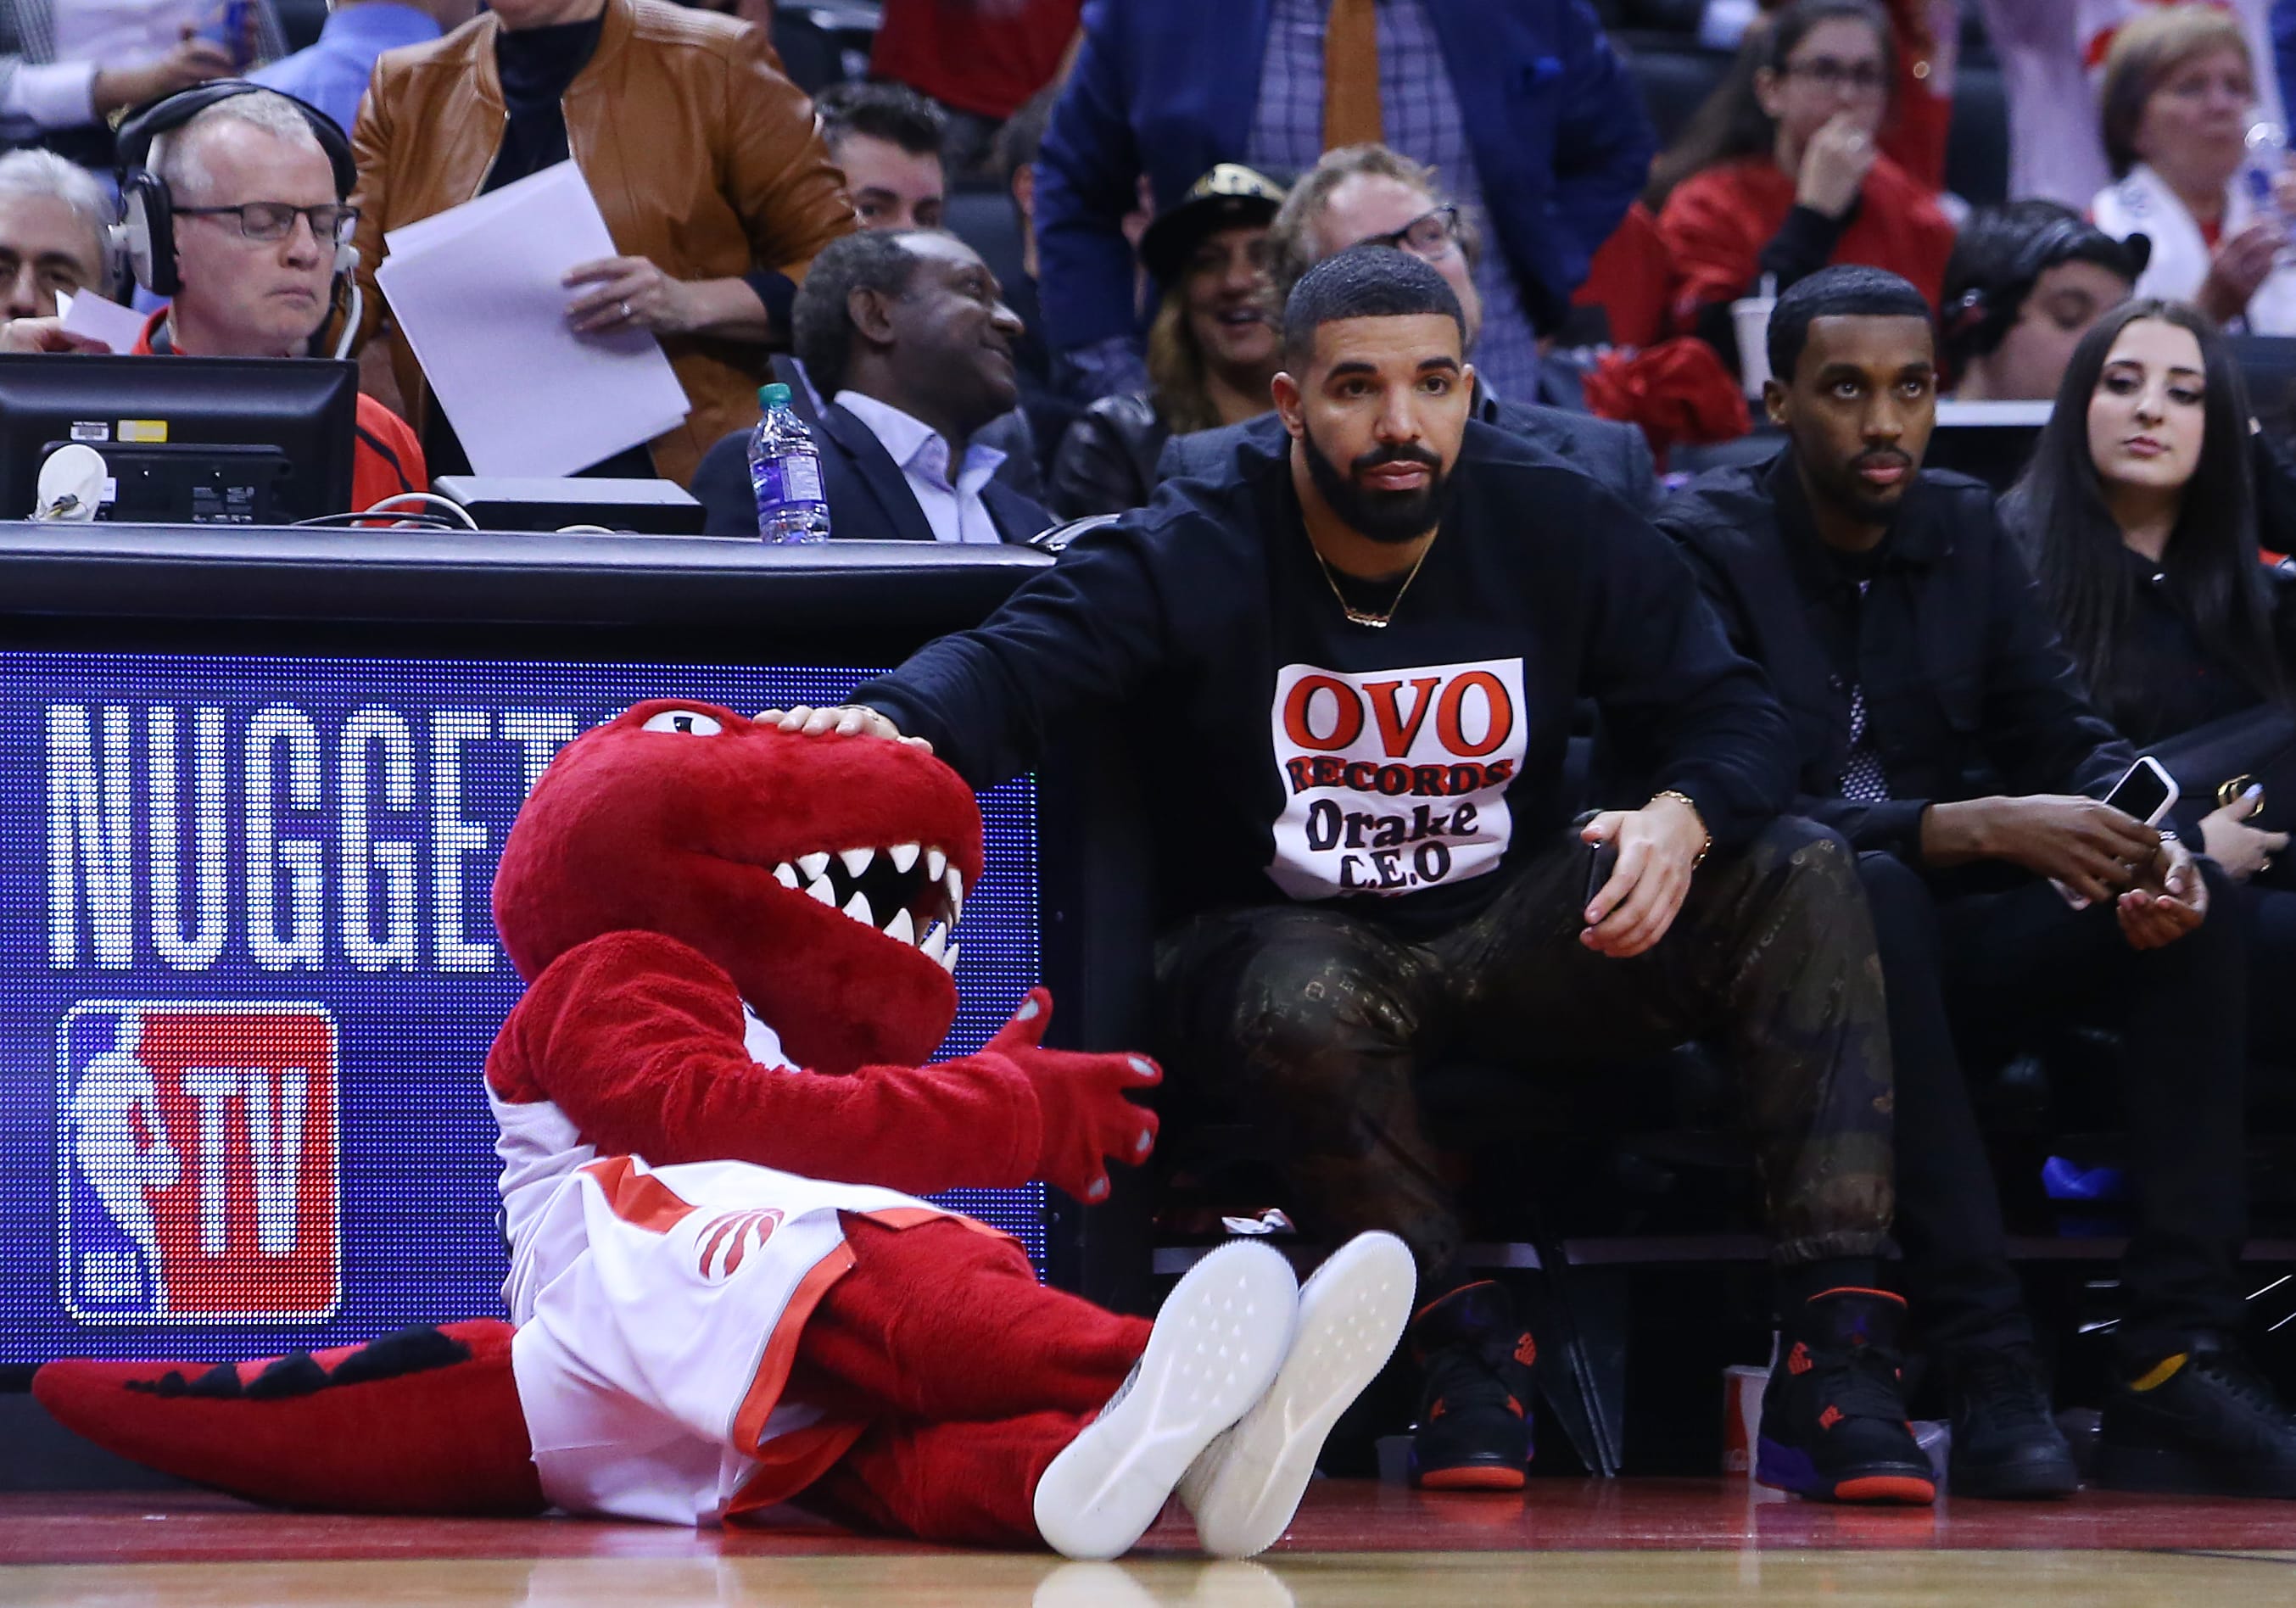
[{"xmin": 1313, "ymin": 540, "xmax": 1433, "ymax": 629}]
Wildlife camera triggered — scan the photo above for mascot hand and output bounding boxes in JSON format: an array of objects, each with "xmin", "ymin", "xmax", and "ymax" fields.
[{"xmin": 979, "ymin": 987, "xmax": 1160, "ymax": 1203}]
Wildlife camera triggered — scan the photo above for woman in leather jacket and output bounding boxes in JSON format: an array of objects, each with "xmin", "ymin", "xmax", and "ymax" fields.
[{"xmin": 1048, "ymin": 163, "xmax": 1285, "ymax": 517}]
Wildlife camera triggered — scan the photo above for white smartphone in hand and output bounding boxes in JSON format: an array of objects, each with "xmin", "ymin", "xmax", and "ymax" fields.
[{"xmin": 2059, "ymin": 755, "xmax": 2181, "ymax": 908}]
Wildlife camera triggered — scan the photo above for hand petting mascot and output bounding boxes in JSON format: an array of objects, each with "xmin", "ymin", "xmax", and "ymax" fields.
[{"xmin": 36, "ymin": 700, "xmax": 1413, "ymax": 1559}]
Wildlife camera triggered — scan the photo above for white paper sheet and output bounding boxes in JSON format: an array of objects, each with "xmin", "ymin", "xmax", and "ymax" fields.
[
  {"xmin": 375, "ymin": 161, "xmax": 690, "ymax": 477},
  {"xmin": 53, "ymin": 288, "xmax": 150, "ymax": 353}
]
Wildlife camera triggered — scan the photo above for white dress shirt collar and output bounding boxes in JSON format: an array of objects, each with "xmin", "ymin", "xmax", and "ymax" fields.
[{"xmin": 834, "ymin": 389, "xmax": 1008, "ymax": 545}]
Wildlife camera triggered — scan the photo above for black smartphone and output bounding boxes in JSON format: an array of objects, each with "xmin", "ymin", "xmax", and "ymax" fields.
[{"xmin": 1585, "ymin": 840, "xmax": 1618, "ymax": 914}]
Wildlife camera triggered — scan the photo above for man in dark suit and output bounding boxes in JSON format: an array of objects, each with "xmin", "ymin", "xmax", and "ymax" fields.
[
  {"xmin": 692, "ymin": 230, "xmax": 1053, "ymax": 541},
  {"xmin": 1035, "ymin": 0, "xmax": 1653, "ymax": 406},
  {"xmin": 1157, "ymin": 143, "xmax": 1656, "ymax": 510}
]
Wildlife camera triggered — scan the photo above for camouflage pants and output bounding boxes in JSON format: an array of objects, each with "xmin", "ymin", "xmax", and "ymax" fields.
[{"xmin": 1153, "ymin": 818, "xmax": 1896, "ymax": 1286}]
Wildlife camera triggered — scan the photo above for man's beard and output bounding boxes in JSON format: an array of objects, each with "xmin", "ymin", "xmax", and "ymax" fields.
[{"xmin": 1300, "ymin": 424, "xmax": 1451, "ymax": 544}]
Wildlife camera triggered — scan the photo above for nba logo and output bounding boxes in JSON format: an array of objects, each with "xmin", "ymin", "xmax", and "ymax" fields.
[{"xmin": 58, "ymin": 1002, "xmax": 341, "ymax": 1324}]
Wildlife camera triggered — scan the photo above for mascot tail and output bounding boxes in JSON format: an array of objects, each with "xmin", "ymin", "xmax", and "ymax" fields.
[{"xmin": 32, "ymin": 1320, "xmax": 545, "ymax": 1516}]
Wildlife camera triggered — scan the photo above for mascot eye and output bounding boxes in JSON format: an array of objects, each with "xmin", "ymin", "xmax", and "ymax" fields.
[{"xmin": 640, "ymin": 710, "xmax": 724, "ymax": 737}]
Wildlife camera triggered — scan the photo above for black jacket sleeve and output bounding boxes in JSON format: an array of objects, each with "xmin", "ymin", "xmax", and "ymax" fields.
[
  {"xmin": 850, "ymin": 515, "xmax": 1177, "ymax": 789},
  {"xmin": 1583, "ymin": 494, "xmax": 1798, "ymax": 848},
  {"xmin": 1047, "ymin": 394, "xmax": 1159, "ymax": 519},
  {"xmin": 1757, "ymin": 202, "xmax": 1855, "ymax": 293}
]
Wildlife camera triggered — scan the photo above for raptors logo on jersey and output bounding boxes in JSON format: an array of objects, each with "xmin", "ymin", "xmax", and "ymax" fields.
[
  {"xmin": 695, "ymin": 1209, "xmax": 784, "ymax": 1281},
  {"xmin": 57, "ymin": 1002, "xmax": 341, "ymax": 1324}
]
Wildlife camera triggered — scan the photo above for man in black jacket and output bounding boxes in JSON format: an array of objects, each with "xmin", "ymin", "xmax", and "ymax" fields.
[
  {"xmin": 1156, "ymin": 143, "xmax": 1657, "ymax": 512},
  {"xmin": 772, "ymin": 249, "xmax": 1931, "ymax": 1505},
  {"xmin": 690, "ymin": 231, "xmax": 1052, "ymax": 541},
  {"xmin": 1658, "ymin": 265, "xmax": 2296, "ymax": 1501}
]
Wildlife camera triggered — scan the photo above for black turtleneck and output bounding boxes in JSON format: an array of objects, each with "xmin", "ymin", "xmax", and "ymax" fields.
[
  {"xmin": 485, "ymin": 14, "xmax": 606, "ymax": 194},
  {"xmin": 428, "ymin": 11, "xmax": 654, "ymax": 479},
  {"xmin": 434, "ymin": 6, "xmax": 796, "ymax": 482}
]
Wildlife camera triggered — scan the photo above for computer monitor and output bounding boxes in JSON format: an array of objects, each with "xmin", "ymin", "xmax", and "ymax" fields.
[{"xmin": 0, "ymin": 353, "xmax": 356, "ymax": 525}]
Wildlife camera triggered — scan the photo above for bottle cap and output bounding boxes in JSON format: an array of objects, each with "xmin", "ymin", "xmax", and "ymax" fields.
[{"xmin": 760, "ymin": 382, "xmax": 792, "ymax": 408}]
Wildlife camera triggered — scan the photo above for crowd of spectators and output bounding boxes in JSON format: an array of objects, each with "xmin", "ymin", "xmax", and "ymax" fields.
[
  {"xmin": 0, "ymin": 0, "xmax": 2048, "ymax": 497},
  {"xmin": 23, "ymin": 0, "xmax": 2296, "ymax": 1518},
  {"xmin": 20, "ymin": 3, "xmax": 2296, "ymax": 491}
]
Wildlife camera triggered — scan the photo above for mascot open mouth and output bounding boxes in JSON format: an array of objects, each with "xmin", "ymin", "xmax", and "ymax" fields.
[
  {"xmin": 492, "ymin": 699, "xmax": 985, "ymax": 1072},
  {"xmin": 762, "ymin": 840, "xmax": 965, "ymax": 970}
]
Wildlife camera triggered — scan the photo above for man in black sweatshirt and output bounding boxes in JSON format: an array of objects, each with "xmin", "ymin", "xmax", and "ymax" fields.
[
  {"xmin": 779, "ymin": 248, "xmax": 1928, "ymax": 1504},
  {"xmin": 1659, "ymin": 264, "xmax": 2296, "ymax": 1504}
]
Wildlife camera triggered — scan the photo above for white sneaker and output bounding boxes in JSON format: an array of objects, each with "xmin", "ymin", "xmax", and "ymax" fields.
[
  {"xmin": 1032, "ymin": 1240, "xmax": 1299, "ymax": 1561},
  {"xmin": 1176, "ymin": 1231, "xmax": 1417, "ymax": 1558}
]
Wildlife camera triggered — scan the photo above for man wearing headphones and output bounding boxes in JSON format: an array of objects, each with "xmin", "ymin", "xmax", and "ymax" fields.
[
  {"xmin": 118, "ymin": 82, "xmax": 425, "ymax": 511},
  {"xmin": 1941, "ymin": 201, "xmax": 2145, "ymax": 401}
]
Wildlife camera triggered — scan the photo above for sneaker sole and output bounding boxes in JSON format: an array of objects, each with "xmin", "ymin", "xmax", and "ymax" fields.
[
  {"xmin": 1757, "ymin": 1438, "xmax": 1936, "ymax": 1505},
  {"xmin": 1411, "ymin": 1463, "xmax": 1527, "ymax": 1492},
  {"xmin": 1033, "ymin": 1241, "xmax": 1298, "ymax": 1561},
  {"xmin": 1181, "ymin": 1232, "xmax": 1416, "ymax": 1558},
  {"xmin": 1833, "ymin": 1474, "xmax": 1939, "ymax": 1504}
]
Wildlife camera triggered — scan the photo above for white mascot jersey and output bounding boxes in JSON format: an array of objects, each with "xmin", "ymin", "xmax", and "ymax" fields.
[{"xmin": 490, "ymin": 1009, "xmax": 970, "ymax": 1526}]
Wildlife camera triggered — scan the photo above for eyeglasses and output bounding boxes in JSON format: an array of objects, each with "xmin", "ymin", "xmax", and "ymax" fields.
[
  {"xmin": 1783, "ymin": 57, "xmax": 1889, "ymax": 95},
  {"xmin": 1360, "ymin": 204, "xmax": 1461, "ymax": 263},
  {"xmin": 176, "ymin": 201, "xmax": 359, "ymax": 245}
]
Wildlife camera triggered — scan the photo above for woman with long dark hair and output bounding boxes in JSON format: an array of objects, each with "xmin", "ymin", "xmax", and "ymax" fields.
[
  {"xmin": 1653, "ymin": 0, "xmax": 1956, "ymax": 366},
  {"xmin": 2005, "ymin": 297, "xmax": 2296, "ymax": 1047}
]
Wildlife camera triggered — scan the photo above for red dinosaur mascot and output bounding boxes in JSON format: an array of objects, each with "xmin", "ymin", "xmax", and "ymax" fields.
[{"xmin": 36, "ymin": 700, "xmax": 1413, "ymax": 1558}]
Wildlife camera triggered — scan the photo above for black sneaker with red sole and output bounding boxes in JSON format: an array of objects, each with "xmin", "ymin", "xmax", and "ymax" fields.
[
  {"xmin": 1406, "ymin": 1281, "xmax": 1534, "ymax": 1492},
  {"xmin": 1756, "ymin": 1287, "xmax": 1936, "ymax": 1505}
]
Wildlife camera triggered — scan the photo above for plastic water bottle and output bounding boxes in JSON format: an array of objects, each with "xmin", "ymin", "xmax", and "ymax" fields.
[
  {"xmin": 747, "ymin": 382, "xmax": 831, "ymax": 543},
  {"xmin": 2244, "ymin": 121, "xmax": 2296, "ymax": 259}
]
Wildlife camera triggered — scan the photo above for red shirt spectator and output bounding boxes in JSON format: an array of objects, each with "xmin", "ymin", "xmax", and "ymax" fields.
[
  {"xmin": 1755, "ymin": 0, "xmax": 1948, "ymax": 191},
  {"xmin": 1651, "ymin": 0, "xmax": 1958, "ymax": 356},
  {"xmin": 133, "ymin": 307, "xmax": 428, "ymax": 514},
  {"xmin": 869, "ymin": 0, "xmax": 1081, "ymax": 121},
  {"xmin": 1660, "ymin": 151, "xmax": 1956, "ymax": 325}
]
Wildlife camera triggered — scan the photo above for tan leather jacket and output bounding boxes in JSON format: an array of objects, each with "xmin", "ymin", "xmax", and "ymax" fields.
[{"xmin": 350, "ymin": 0, "xmax": 855, "ymax": 486}]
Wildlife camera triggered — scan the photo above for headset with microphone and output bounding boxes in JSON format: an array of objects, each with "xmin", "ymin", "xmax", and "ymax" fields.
[
  {"xmin": 1943, "ymin": 215, "xmax": 2154, "ymax": 364},
  {"xmin": 111, "ymin": 81, "xmax": 364, "ymax": 360}
]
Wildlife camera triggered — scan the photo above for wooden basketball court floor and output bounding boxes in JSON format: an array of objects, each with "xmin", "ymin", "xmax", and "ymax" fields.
[{"xmin": 9, "ymin": 1481, "xmax": 2296, "ymax": 1606}]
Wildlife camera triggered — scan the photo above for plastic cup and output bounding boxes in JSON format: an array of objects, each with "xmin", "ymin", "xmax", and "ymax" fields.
[
  {"xmin": 1722, "ymin": 1363, "xmax": 1766, "ymax": 1476},
  {"xmin": 1732, "ymin": 295, "xmax": 1776, "ymax": 399}
]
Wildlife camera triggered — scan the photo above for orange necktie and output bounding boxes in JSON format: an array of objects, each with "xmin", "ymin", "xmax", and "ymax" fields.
[{"xmin": 1322, "ymin": 0, "xmax": 1383, "ymax": 150}]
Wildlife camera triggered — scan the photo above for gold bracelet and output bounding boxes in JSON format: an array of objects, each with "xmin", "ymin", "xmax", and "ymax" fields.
[{"xmin": 1650, "ymin": 790, "xmax": 1712, "ymax": 868}]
